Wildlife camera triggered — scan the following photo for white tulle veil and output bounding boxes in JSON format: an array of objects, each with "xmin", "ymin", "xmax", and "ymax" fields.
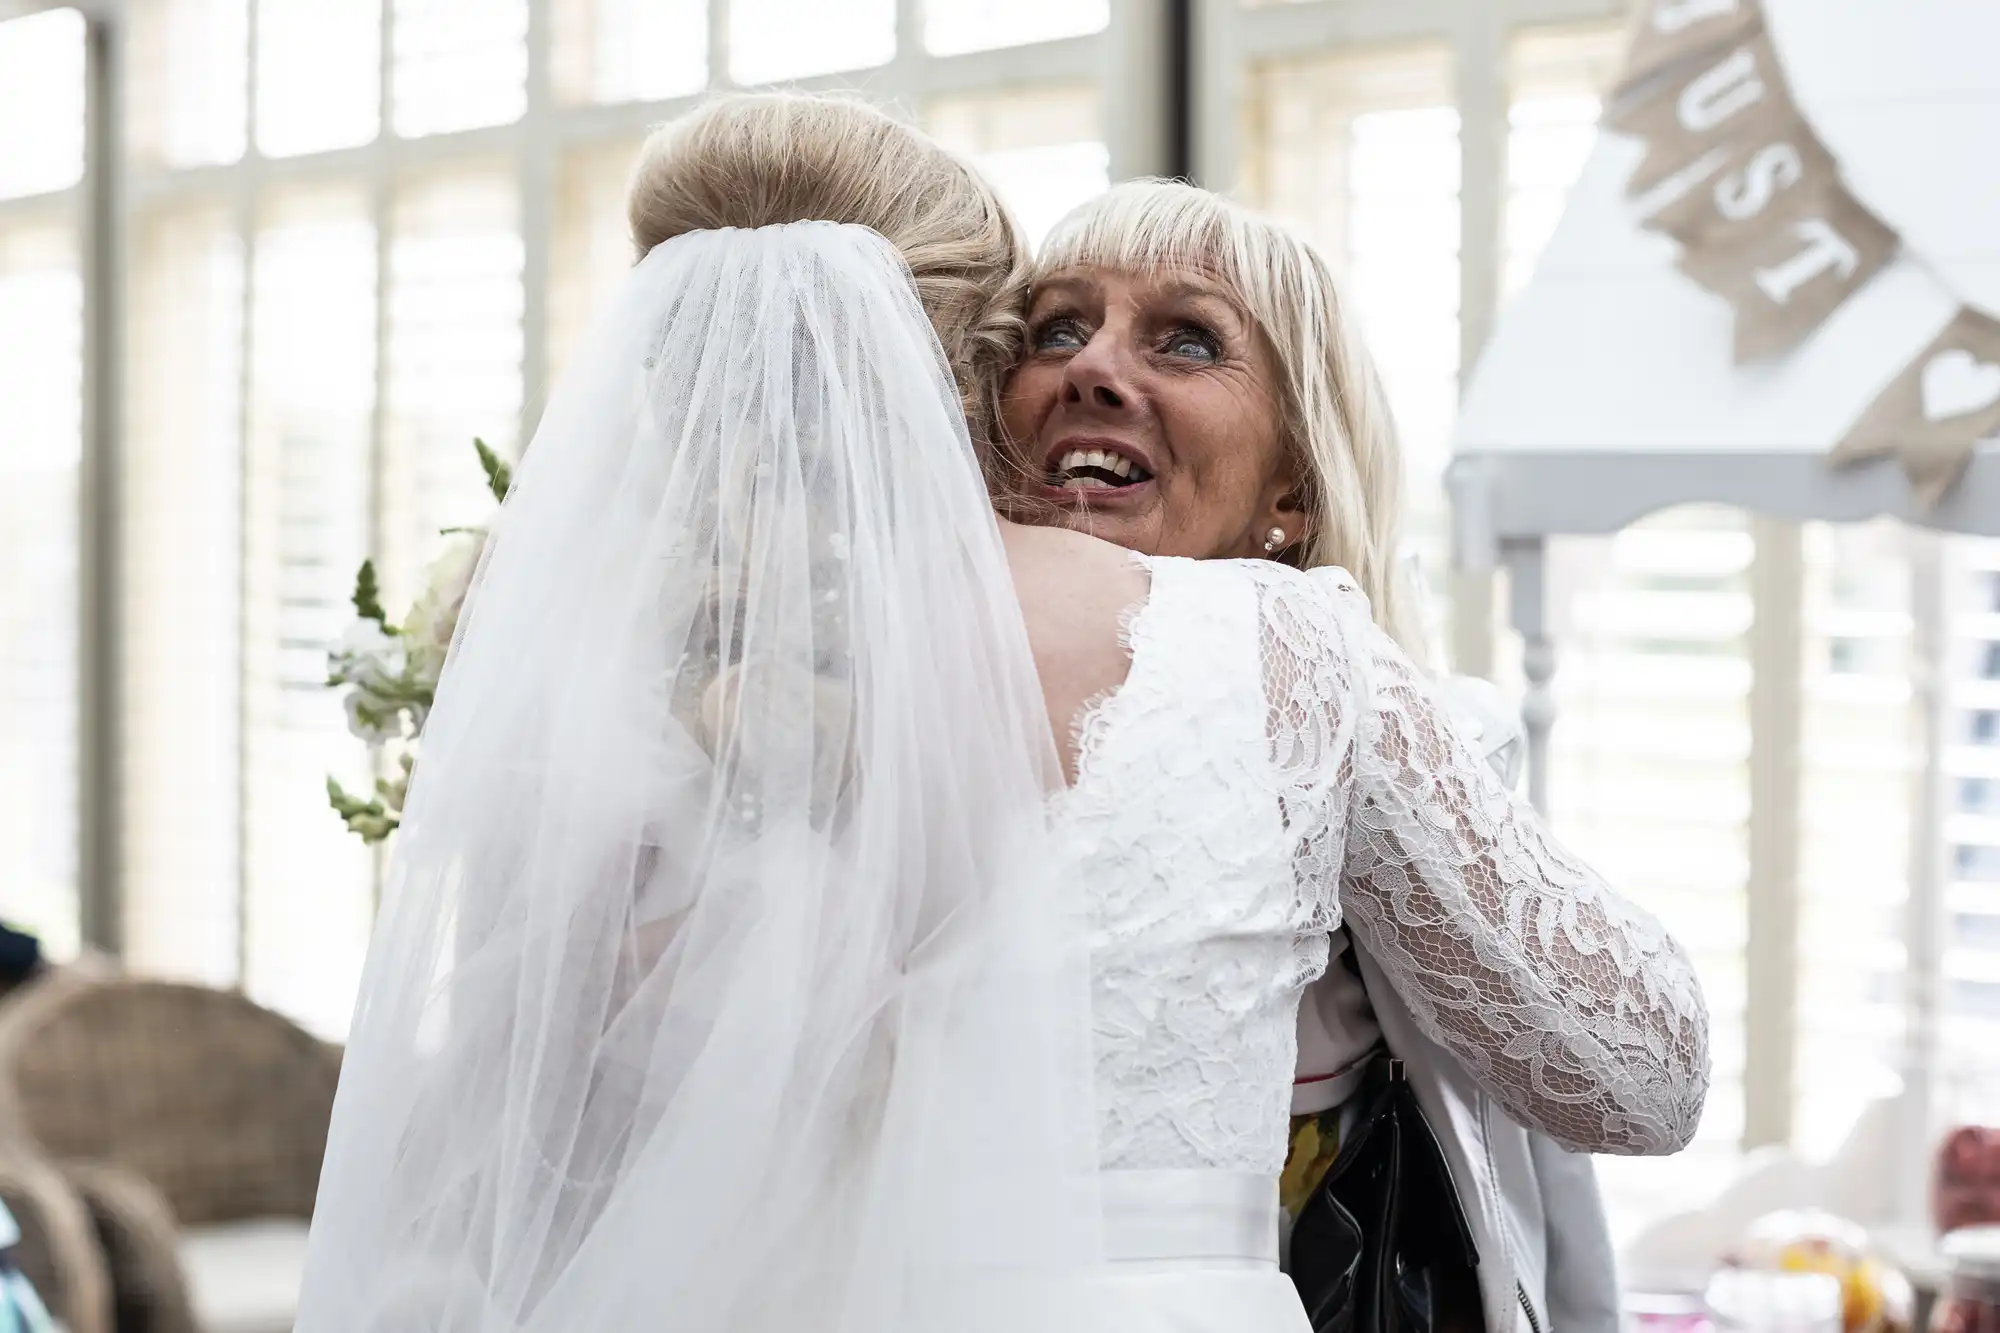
[{"xmin": 294, "ymin": 222, "xmax": 1104, "ymax": 1331}]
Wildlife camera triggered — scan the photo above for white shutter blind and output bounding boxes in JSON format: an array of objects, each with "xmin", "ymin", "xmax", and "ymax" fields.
[
  {"xmin": 122, "ymin": 206, "xmax": 245, "ymax": 985},
  {"xmin": 0, "ymin": 10, "xmax": 86, "ymax": 953},
  {"xmin": 391, "ymin": 0, "xmax": 528, "ymax": 138},
  {"xmin": 1945, "ymin": 539, "xmax": 2000, "ymax": 1123},
  {"xmin": 381, "ymin": 171, "xmax": 524, "ymax": 605},
  {"xmin": 550, "ymin": 138, "xmax": 644, "ymax": 385},
  {"xmin": 0, "ymin": 225, "xmax": 83, "ymax": 955},
  {"xmin": 240, "ymin": 189, "xmax": 378, "ymax": 1037},
  {"xmin": 127, "ymin": 0, "xmax": 248, "ymax": 169}
]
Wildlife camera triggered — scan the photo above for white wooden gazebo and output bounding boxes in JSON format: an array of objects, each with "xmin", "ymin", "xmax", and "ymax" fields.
[{"xmin": 1447, "ymin": 0, "xmax": 2000, "ymax": 1269}]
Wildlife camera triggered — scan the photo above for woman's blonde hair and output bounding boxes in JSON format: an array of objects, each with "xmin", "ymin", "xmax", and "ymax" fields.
[
  {"xmin": 627, "ymin": 91, "xmax": 1028, "ymax": 453},
  {"xmin": 1029, "ymin": 180, "xmax": 1425, "ymax": 661}
]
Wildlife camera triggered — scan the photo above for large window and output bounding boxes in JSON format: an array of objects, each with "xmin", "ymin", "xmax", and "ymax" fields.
[
  {"xmin": 11, "ymin": 0, "xmax": 1996, "ymax": 1259},
  {"xmin": 0, "ymin": 9, "xmax": 86, "ymax": 957},
  {"xmin": 25, "ymin": 0, "xmax": 1113, "ymax": 1039},
  {"xmin": 1243, "ymin": 45, "xmax": 1462, "ymax": 641}
]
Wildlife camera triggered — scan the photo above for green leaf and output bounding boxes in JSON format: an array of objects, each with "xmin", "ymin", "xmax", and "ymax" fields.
[
  {"xmin": 327, "ymin": 775, "xmax": 400, "ymax": 845},
  {"xmin": 475, "ymin": 437, "xmax": 513, "ymax": 505},
  {"xmin": 351, "ymin": 559, "xmax": 393, "ymax": 630}
]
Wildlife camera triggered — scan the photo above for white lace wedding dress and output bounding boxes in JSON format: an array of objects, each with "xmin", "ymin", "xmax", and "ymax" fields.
[{"xmin": 1055, "ymin": 554, "xmax": 1710, "ymax": 1330}]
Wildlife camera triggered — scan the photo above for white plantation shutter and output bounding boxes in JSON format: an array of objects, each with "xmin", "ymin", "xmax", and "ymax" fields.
[
  {"xmin": 239, "ymin": 190, "xmax": 379, "ymax": 1036},
  {"xmin": 121, "ymin": 206, "xmax": 244, "ymax": 985},
  {"xmin": 391, "ymin": 0, "xmax": 529, "ymax": 138},
  {"xmin": 127, "ymin": 0, "xmax": 248, "ymax": 169},
  {"xmin": 0, "ymin": 10, "xmax": 86, "ymax": 954},
  {"xmin": 549, "ymin": 138, "xmax": 644, "ymax": 385},
  {"xmin": 551, "ymin": 0, "xmax": 704, "ymax": 105},
  {"xmin": 0, "ymin": 224, "xmax": 83, "ymax": 955},
  {"xmin": 1793, "ymin": 522, "xmax": 1920, "ymax": 1157},
  {"xmin": 1542, "ymin": 513, "xmax": 1758, "ymax": 1230},
  {"xmin": 1945, "ymin": 540, "xmax": 2000, "ymax": 1125},
  {"xmin": 380, "ymin": 171, "xmax": 524, "ymax": 606}
]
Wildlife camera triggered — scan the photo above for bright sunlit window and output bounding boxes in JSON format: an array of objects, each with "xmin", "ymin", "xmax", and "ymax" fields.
[
  {"xmin": 0, "ymin": 9, "xmax": 86, "ymax": 200},
  {"xmin": 0, "ymin": 229, "xmax": 83, "ymax": 958},
  {"xmin": 129, "ymin": 0, "xmax": 249, "ymax": 168},
  {"xmin": 382, "ymin": 172, "xmax": 525, "ymax": 599},
  {"xmin": 240, "ymin": 191, "xmax": 379, "ymax": 1037},
  {"xmin": 558, "ymin": 0, "xmax": 706, "ymax": 104},
  {"xmin": 254, "ymin": 0, "xmax": 382, "ymax": 158},
  {"xmin": 923, "ymin": 0, "xmax": 1108, "ymax": 56},
  {"xmin": 392, "ymin": 0, "xmax": 529, "ymax": 138},
  {"xmin": 927, "ymin": 88, "xmax": 1109, "ymax": 249},
  {"xmin": 1244, "ymin": 47, "xmax": 1460, "ymax": 643},
  {"xmin": 727, "ymin": 0, "xmax": 895, "ymax": 85}
]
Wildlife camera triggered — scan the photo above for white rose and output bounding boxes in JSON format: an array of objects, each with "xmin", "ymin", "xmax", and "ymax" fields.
[
  {"xmin": 330, "ymin": 619, "xmax": 409, "ymax": 695},
  {"xmin": 343, "ymin": 687, "xmax": 406, "ymax": 745},
  {"xmin": 404, "ymin": 531, "xmax": 485, "ymax": 686}
]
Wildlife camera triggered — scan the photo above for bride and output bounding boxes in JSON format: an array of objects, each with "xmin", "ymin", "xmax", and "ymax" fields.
[{"xmin": 294, "ymin": 92, "xmax": 1708, "ymax": 1333}]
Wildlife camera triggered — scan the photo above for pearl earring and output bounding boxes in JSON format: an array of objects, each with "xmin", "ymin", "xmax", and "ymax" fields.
[{"xmin": 1262, "ymin": 527, "xmax": 1286, "ymax": 554}]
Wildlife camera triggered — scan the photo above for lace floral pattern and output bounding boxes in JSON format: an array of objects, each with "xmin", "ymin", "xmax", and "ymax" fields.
[
  {"xmin": 1281, "ymin": 567, "xmax": 1712, "ymax": 1155},
  {"xmin": 1053, "ymin": 557, "xmax": 1709, "ymax": 1175}
]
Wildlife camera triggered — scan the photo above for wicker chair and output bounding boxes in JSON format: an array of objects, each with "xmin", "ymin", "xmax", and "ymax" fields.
[
  {"xmin": 0, "ymin": 972, "xmax": 341, "ymax": 1333},
  {"xmin": 0, "ymin": 1141, "xmax": 112, "ymax": 1333}
]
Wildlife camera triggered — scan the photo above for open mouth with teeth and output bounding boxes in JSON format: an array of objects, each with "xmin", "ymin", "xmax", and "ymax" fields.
[{"xmin": 1046, "ymin": 447, "xmax": 1155, "ymax": 492}]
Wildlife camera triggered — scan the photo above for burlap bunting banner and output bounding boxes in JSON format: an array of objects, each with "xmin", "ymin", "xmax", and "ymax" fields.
[
  {"xmin": 1609, "ymin": 0, "xmax": 1992, "ymax": 506},
  {"xmin": 1830, "ymin": 309, "xmax": 2000, "ymax": 508}
]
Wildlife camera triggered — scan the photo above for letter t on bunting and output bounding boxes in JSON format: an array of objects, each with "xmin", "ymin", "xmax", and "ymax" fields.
[
  {"xmin": 1832, "ymin": 309, "xmax": 2000, "ymax": 508},
  {"xmin": 1676, "ymin": 186, "xmax": 1897, "ymax": 362}
]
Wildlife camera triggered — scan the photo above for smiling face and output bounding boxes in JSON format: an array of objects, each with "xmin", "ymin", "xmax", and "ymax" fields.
[{"xmin": 998, "ymin": 265, "xmax": 1305, "ymax": 562}]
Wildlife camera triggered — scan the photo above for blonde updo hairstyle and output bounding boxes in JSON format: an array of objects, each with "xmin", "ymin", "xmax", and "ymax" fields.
[
  {"xmin": 1028, "ymin": 180, "xmax": 1425, "ymax": 662},
  {"xmin": 627, "ymin": 91, "xmax": 1028, "ymax": 454}
]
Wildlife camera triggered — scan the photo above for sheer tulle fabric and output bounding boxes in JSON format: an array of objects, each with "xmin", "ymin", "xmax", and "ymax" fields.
[{"xmin": 295, "ymin": 224, "xmax": 1103, "ymax": 1333}]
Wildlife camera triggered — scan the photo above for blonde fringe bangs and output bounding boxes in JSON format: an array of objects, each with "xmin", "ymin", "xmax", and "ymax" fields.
[{"xmin": 1032, "ymin": 181, "xmax": 1427, "ymax": 662}]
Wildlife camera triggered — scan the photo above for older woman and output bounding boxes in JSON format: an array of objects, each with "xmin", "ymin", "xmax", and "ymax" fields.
[{"xmin": 999, "ymin": 180, "xmax": 1703, "ymax": 1333}]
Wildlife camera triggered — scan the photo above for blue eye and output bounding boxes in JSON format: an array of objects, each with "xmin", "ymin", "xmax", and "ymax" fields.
[
  {"xmin": 1034, "ymin": 318, "xmax": 1086, "ymax": 352},
  {"xmin": 1165, "ymin": 330, "xmax": 1220, "ymax": 362}
]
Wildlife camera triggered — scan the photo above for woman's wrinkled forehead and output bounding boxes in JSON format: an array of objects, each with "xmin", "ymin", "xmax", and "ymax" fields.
[{"xmin": 1026, "ymin": 262, "xmax": 1255, "ymax": 328}]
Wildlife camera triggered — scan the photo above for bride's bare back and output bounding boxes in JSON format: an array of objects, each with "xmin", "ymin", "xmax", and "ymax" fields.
[{"xmin": 999, "ymin": 521, "xmax": 1149, "ymax": 784}]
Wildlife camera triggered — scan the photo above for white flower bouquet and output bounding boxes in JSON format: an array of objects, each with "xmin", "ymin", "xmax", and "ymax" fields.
[{"xmin": 326, "ymin": 439, "xmax": 511, "ymax": 844}]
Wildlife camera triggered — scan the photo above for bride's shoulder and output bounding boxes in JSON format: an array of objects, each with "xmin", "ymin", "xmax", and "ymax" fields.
[
  {"xmin": 1202, "ymin": 557, "xmax": 1373, "ymax": 616},
  {"xmin": 999, "ymin": 522, "xmax": 1147, "ymax": 701},
  {"xmin": 999, "ymin": 523, "xmax": 1148, "ymax": 604}
]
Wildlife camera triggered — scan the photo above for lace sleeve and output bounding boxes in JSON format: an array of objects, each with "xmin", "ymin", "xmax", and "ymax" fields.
[{"xmin": 1271, "ymin": 567, "xmax": 1711, "ymax": 1156}]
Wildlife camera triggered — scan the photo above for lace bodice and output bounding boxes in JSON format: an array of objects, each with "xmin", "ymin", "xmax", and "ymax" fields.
[{"xmin": 1051, "ymin": 557, "xmax": 1710, "ymax": 1176}]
